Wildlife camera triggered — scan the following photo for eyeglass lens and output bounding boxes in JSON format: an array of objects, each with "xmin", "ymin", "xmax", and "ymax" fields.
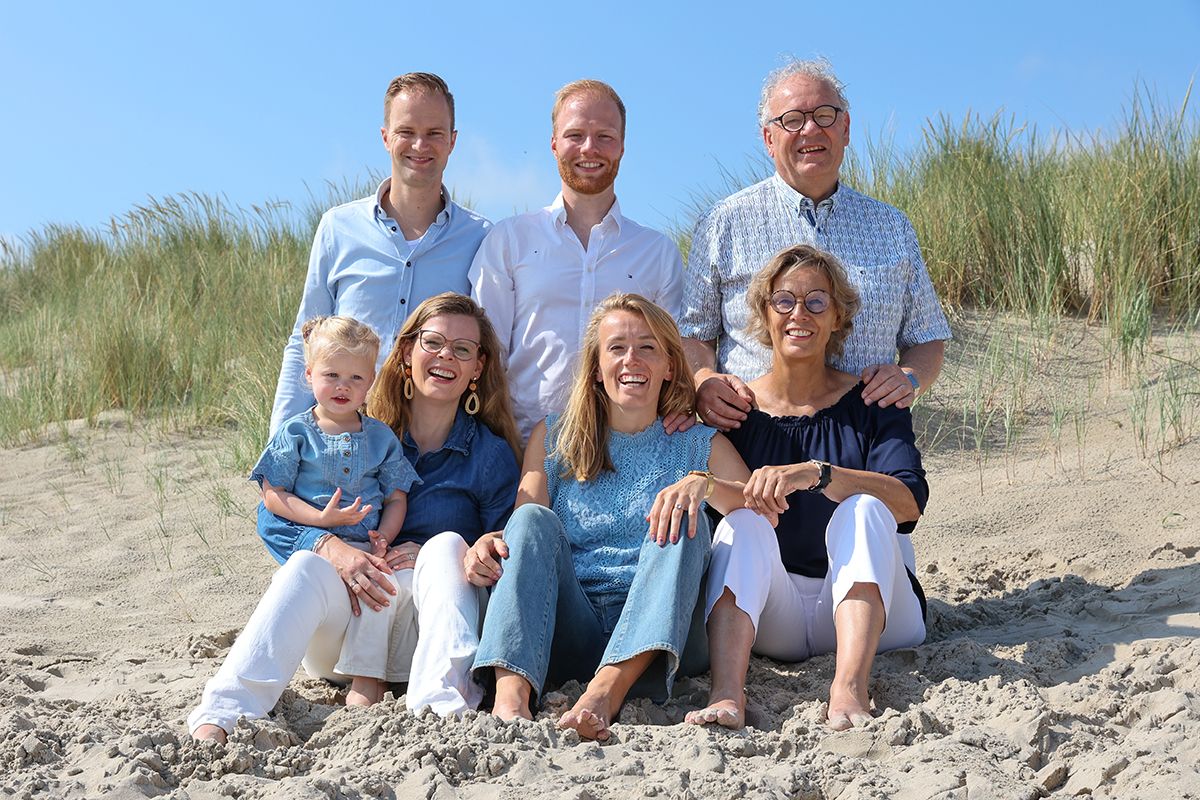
[
  {"xmin": 418, "ymin": 330, "xmax": 479, "ymax": 360},
  {"xmin": 777, "ymin": 105, "xmax": 840, "ymax": 131},
  {"xmin": 770, "ymin": 289, "xmax": 830, "ymax": 315}
]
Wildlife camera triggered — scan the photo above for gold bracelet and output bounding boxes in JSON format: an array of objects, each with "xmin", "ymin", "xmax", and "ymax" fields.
[{"xmin": 687, "ymin": 470, "xmax": 716, "ymax": 500}]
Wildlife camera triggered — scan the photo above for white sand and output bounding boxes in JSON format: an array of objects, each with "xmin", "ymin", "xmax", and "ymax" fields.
[{"xmin": 3, "ymin": 317, "xmax": 1198, "ymax": 799}]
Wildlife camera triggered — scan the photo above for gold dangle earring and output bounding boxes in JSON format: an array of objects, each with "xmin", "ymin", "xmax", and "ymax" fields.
[
  {"xmin": 464, "ymin": 376, "xmax": 481, "ymax": 415},
  {"xmin": 403, "ymin": 363, "xmax": 415, "ymax": 401}
]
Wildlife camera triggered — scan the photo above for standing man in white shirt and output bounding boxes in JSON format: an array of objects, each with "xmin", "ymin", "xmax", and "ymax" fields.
[
  {"xmin": 270, "ymin": 72, "xmax": 491, "ymax": 435},
  {"xmin": 470, "ymin": 79, "xmax": 684, "ymax": 441}
]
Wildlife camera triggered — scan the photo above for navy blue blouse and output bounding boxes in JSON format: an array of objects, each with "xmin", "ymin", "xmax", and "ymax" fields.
[{"xmin": 724, "ymin": 382, "xmax": 928, "ymax": 579}]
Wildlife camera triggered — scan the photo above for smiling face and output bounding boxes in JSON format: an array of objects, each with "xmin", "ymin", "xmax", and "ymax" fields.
[
  {"xmin": 551, "ymin": 92, "xmax": 625, "ymax": 196},
  {"xmin": 307, "ymin": 350, "xmax": 376, "ymax": 423},
  {"xmin": 381, "ymin": 89, "xmax": 457, "ymax": 191},
  {"xmin": 594, "ymin": 309, "xmax": 673, "ymax": 420},
  {"xmin": 767, "ymin": 266, "xmax": 841, "ymax": 362},
  {"xmin": 403, "ymin": 313, "xmax": 484, "ymax": 406},
  {"xmin": 762, "ymin": 75, "xmax": 849, "ymax": 202}
]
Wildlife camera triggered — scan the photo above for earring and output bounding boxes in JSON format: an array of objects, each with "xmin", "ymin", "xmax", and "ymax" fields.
[
  {"xmin": 403, "ymin": 363, "xmax": 414, "ymax": 401},
  {"xmin": 464, "ymin": 377, "xmax": 481, "ymax": 415}
]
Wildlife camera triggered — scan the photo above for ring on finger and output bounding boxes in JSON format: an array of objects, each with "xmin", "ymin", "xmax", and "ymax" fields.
[{"xmin": 673, "ymin": 503, "xmax": 685, "ymax": 510}]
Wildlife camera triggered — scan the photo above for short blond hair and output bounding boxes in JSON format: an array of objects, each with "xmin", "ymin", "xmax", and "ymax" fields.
[
  {"xmin": 301, "ymin": 315, "xmax": 381, "ymax": 366},
  {"xmin": 745, "ymin": 245, "xmax": 861, "ymax": 362},
  {"xmin": 384, "ymin": 72, "xmax": 455, "ymax": 128},
  {"xmin": 551, "ymin": 79, "xmax": 626, "ymax": 136}
]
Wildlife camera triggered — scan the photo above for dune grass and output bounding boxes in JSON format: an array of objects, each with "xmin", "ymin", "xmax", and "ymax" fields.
[{"xmin": 1, "ymin": 89, "xmax": 1197, "ymax": 470}]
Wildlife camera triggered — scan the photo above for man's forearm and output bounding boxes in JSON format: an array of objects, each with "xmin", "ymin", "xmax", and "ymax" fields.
[
  {"xmin": 898, "ymin": 340, "xmax": 946, "ymax": 394},
  {"xmin": 682, "ymin": 337, "xmax": 719, "ymax": 382}
]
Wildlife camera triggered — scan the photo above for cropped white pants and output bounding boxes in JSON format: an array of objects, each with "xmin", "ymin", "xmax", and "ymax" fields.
[
  {"xmin": 706, "ymin": 496, "xmax": 925, "ymax": 661},
  {"xmin": 187, "ymin": 531, "xmax": 486, "ymax": 734}
]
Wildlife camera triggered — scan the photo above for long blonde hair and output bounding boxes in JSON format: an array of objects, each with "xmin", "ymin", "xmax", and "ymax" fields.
[
  {"xmin": 368, "ymin": 293, "xmax": 522, "ymax": 463},
  {"xmin": 553, "ymin": 293, "xmax": 694, "ymax": 482}
]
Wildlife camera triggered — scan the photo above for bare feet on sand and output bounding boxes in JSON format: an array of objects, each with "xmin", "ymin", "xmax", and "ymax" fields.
[
  {"xmin": 345, "ymin": 676, "xmax": 385, "ymax": 707},
  {"xmin": 557, "ymin": 690, "xmax": 617, "ymax": 741},
  {"xmin": 192, "ymin": 724, "xmax": 228, "ymax": 744},
  {"xmin": 684, "ymin": 690, "xmax": 745, "ymax": 729},
  {"xmin": 491, "ymin": 698, "xmax": 533, "ymax": 722},
  {"xmin": 827, "ymin": 679, "xmax": 873, "ymax": 730}
]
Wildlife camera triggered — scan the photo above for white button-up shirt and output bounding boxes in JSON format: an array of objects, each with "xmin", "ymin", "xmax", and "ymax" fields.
[{"xmin": 470, "ymin": 195, "xmax": 684, "ymax": 440}]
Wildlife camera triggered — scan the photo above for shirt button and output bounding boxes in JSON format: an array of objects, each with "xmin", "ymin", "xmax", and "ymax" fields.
[
  {"xmin": 343, "ymin": 467, "xmax": 350, "ymax": 474},
  {"xmin": 343, "ymin": 450, "xmax": 351, "ymax": 457},
  {"xmin": 391, "ymin": 226, "xmax": 397, "ymax": 232},
  {"xmin": 405, "ymin": 261, "xmax": 411, "ymax": 267},
  {"xmin": 400, "ymin": 298, "xmax": 406, "ymax": 305}
]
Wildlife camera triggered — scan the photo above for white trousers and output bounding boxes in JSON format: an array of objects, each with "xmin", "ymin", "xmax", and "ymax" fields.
[
  {"xmin": 187, "ymin": 531, "xmax": 486, "ymax": 734},
  {"xmin": 706, "ymin": 496, "xmax": 925, "ymax": 662}
]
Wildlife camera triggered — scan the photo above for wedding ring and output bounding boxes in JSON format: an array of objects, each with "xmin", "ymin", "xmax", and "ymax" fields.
[{"xmin": 674, "ymin": 503, "xmax": 685, "ymax": 510}]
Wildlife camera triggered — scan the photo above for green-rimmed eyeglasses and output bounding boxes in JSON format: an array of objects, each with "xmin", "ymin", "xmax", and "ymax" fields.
[
  {"xmin": 767, "ymin": 105, "xmax": 843, "ymax": 132},
  {"xmin": 769, "ymin": 289, "xmax": 831, "ymax": 315},
  {"xmin": 416, "ymin": 329, "xmax": 481, "ymax": 361}
]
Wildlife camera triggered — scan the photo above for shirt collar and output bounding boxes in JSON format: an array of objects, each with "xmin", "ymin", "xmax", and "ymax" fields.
[
  {"xmin": 771, "ymin": 172, "xmax": 841, "ymax": 214},
  {"xmin": 374, "ymin": 177, "xmax": 453, "ymax": 227},
  {"xmin": 402, "ymin": 407, "xmax": 476, "ymax": 457},
  {"xmin": 548, "ymin": 193, "xmax": 624, "ymax": 235}
]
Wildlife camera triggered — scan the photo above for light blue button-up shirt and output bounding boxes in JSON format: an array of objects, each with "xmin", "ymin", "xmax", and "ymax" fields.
[
  {"xmin": 680, "ymin": 174, "xmax": 951, "ymax": 382},
  {"xmin": 269, "ymin": 179, "xmax": 491, "ymax": 435}
]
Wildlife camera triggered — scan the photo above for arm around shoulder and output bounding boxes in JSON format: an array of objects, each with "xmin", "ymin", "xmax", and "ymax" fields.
[{"xmin": 514, "ymin": 419, "xmax": 550, "ymax": 508}]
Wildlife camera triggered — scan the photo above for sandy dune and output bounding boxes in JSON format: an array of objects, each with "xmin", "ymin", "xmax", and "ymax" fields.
[{"xmin": 3, "ymin": 317, "xmax": 1198, "ymax": 799}]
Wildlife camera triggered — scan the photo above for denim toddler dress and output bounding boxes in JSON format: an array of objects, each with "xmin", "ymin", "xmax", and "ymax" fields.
[{"xmin": 252, "ymin": 408, "xmax": 421, "ymax": 563}]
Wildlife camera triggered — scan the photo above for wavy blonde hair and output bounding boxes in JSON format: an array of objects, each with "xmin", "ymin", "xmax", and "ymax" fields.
[
  {"xmin": 746, "ymin": 244, "xmax": 861, "ymax": 363},
  {"xmin": 301, "ymin": 315, "xmax": 381, "ymax": 366},
  {"xmin": 553, "ymin": 293, "xmax": 694, "ymax": 482},
  {"xmin": 368, "ymin": 293, "xmax": 521, "ymax": 463}
]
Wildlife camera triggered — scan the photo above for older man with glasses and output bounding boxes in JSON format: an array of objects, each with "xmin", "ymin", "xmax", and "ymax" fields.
[{"xmin": 676, "ymin": 59, "xmax": 951, "ymax": 432}]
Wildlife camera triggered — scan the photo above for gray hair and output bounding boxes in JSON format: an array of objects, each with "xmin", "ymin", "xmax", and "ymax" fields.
[{"xmin": 758, "ymin": 58, "xmax": 850, "ymax": 127}]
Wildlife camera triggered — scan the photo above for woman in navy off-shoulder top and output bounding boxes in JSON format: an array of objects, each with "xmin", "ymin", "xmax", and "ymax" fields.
[{"xmin": 686, "ymin": 245, "xmax": 930, "ymax": 733}]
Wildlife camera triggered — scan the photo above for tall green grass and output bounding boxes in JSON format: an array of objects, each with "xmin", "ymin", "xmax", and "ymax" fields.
[{"xmin": 1, "ymin": 88, "xmax": 1197, "ymax": 460}]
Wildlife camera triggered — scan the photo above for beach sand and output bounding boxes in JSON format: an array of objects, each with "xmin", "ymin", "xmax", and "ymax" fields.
[{"xmin": 3, "ymin": 316, "xmax": 1198, "ymax": 799}]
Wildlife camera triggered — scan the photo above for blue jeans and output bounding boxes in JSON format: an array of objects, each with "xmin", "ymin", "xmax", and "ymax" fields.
[{"xmin": 474, "ymin": 504, "xmax": 710, "ymax": 703}]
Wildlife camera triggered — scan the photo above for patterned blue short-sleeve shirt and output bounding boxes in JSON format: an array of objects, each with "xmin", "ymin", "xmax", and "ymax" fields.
[{"xmin": 680, "ymin": 174, "xmax": 951, "ymax": 382}]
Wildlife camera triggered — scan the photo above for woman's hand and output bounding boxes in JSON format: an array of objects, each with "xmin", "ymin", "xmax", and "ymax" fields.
[
  {"xmin": 317, "ymin": 487, "xmax": 373, "ymax": 528},
  {"xmin": 385, "ymin": 541, "xmax": 421, "ymax": 571},
  {"xmin": 464, "ymin": 532, "xmax": 508, "ymax": 587},
  {"xmin": 743, "ymin": 463, "xmax": 816, "ymax": 517},
  {"xmin": 647, "ymin": 473, "xmax": 710, "ymax": 545},
  {"xmin": 317, "ymin": 536, "xmax": 396, "ymax": 616}
]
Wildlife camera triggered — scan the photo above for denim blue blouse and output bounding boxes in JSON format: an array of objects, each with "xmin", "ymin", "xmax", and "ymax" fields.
[
  {"xmin": 395, "ymin": 409, "xmax": 521, "ymax": 547},
  {"xmin": 251, "ymin": 409, "xmax": 420, "ymax": 557}
]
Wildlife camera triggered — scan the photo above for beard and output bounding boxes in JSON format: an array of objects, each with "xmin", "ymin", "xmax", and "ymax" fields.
[{"xmin": 557, "ymin": 156, "xmax": 620, "ymax": 195}]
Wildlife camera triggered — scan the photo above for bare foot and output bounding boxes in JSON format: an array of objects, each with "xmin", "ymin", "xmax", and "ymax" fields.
[
  {"xmin": 557, "ymin": 690, "xmax": 616, "ymax": 741},
  {"xmin": 491, "ymin": 698, "xmax": 533, "ymax": 722},
  {"xmin": 192, "ymin": 724, "xmax": 228, "ymax": 744},
  {"xmin": 346, "ymin": 676, "xmax": 384, "ymax": 707},
  {"xmin": 827, "ymin": 679, "xmax": 873, "ymax": 730},
  {"xmin": 684, "ymin": 691, "xmax": 745, "ymax": 729}
]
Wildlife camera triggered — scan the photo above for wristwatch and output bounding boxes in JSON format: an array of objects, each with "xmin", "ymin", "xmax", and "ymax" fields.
[{"xmin": 808, "ymin": 460, "xmax": 832, "ymax": 492}]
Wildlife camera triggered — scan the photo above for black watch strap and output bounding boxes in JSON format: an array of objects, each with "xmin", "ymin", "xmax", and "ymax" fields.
[{"xmin": 808, "ymin": 460, "xmax": 832, "ymax": 492}]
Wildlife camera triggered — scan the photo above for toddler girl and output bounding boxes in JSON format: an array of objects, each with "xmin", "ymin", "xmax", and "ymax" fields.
[{"xmin": 251, "ymin": 315, "xmax": 420, "ymax": 706}]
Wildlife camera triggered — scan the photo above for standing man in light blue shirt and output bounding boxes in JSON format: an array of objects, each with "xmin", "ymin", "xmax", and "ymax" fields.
[
  {"xmin": 679, "ymin": 59, "xmax": 951, "ymax": 431},
  {"xmin": 270, "ymin": 72, "xmax": 491, "ymax": 435}
]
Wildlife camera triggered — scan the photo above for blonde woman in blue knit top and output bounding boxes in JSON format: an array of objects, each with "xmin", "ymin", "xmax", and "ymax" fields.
[{"xmin": 468, "ymin": 293, "xmax": 768, "ymax": 742}]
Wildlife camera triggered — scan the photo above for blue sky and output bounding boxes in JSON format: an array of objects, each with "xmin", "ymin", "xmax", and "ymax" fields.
[{"xmin": 2, "ymin": 1, "xmax": 1198, "ymax": 245}]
